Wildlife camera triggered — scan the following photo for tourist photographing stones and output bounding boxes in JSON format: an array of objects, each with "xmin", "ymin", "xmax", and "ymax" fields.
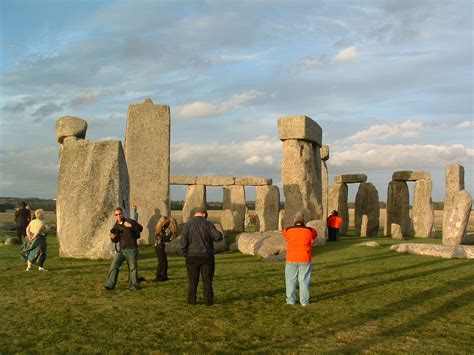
[
  {"xmin": 327, "ymin": 210, "xmax": 343, "ymax": 241},
  {"xmin": 104, "ymin": 207, "xmax": 143, "ymax": 291},
  {"xmin": 14, "ymin": 201, "xmax": 31, "ymax": 244},
  {"xmin": 282, "ymin": 212, "xmax": 318, "ymax": 306},
  {"xmin": 154, "ymin": 215, "xmax": 176, "ymax": 282},
  {"xmin": 180, "ymin": 207, "xmax": 223, "ymax": 306},
  {"xmin": 21, "ymin": 209, "xmax": 48, "ymax": 271}
]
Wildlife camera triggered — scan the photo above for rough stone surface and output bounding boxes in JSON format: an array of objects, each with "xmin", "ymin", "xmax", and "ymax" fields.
[
  {"xmin": 443, "ymin": 190, "xmax": 472, "ymax": 246},
  {"xmin": 182, "ymin": 185, "xmax": 206, "ymax": 223},
  {"xmin": 392, "ymin": 170, "xmax": 431, "ymax": 181},
  {"xmin": 255, "ymin": 233, "xmax": 287, "ymax": 258},
  {"xmin": 4, "ymin": 237, "xmax": 20, "ymax": 245},
  {"xmin": 125, "ymin": 98, "xmax": 170, "ymax": 244},
  {"xmin": 412, "ymin": 179, "xmax": 435, "ymax": 238},
  {"xmin": 236, "ymin": 232, "xmax": 273, "ymax": 255},
  {"xmin": 278, "ymin": 115, "xmax": 322, "ymax": 145},
  {"xmin": 360, "ymin": 215, "xmax": 368, "ymax": 237},
  {"xmin": 462, "ymin": 233, "xmax": 474, "ymax": 245},
  {"xmin": 278, "ymin": 210, "xmax": 285, "ymax": 231},
  {"xmin": 234, "ymin": 177, "xmax": 272, "ymax": 186},
  {"xmin": 444, "ymin": 164, "xmax": 465, "ymax": 197},
  {"xmin": 321, "ymin": 160, "xmax": 329, "ymax": 220},
  {"xmin": 391, "ymin": 224, "xmax": 404, "ymax": 239},
  {"xmin": 391, "ymin": 243, "xmax": 474, "ymax": 259},
  {"xmin": 56, "ymin": 139, "xmax": 129, "ymax": 259},
  {"xmin": 220, "ymin": 209, "xmax": 237, "ymax": 231},
  {"xmin": 306, "ymin": 220, "xmax": 327, "ymax": 240},
  {"xmin": 357, "ymin": 241, "xmax": 381, "ymax": 248},
  {"xmin": 196, "ymin": 176, "xmax": 235, "ymax": 186},
  {"xmin": 354, "ymin": 182, "xmax": 380, "ymax": 237},
  {"xmin": 320, "ymin": 144, "xmax": 329, "ymax": 161},
  {"xmin": 328, "ymin": 183, "xmax": 349, "ymax": 236},
  {"xmin": 56, "ymin": 116, "xmax": 87, "ymax": 144},
  {"xmin": 334, "ymin": 174, "xmax": 367, "ymax": 184},
  {"xmin": 255, "ymin": 185, "xmax": 280, "ymax": 232},
  {"xmin": 385, "ymin": 181, "xmax": 411, "ymax": 237},
  {"xmin": 281, "ymin": 139, "xmax": 322, "ymax": 228},
  {"xmin": 223, "ymin": 185, "xmax": 246, "ymax": 232},
  {"xmin": 170, "ymin": 176, "xmax": 197, "ymax": 185}
]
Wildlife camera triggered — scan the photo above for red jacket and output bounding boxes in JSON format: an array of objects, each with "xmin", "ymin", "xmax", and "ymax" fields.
[
  {"xmin": 282, "ymin": 224, "xmax": 318, "ymax": 263},
  {"xmin": 327, "ymin": 215, "xmax": 343, "ymax": 229}
]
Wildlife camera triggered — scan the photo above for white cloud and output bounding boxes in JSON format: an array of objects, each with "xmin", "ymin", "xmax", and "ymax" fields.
[
  {"xmin": 345, "ymin": 120, "xmax": 424, "ymax": 142},
  {"xmin": 174, "ymin": 90, "xmax": 262, "ymax": 119},
  {"xmin": 333, "ymin": 46, "xmax": 358, "ymax": 62},
  {"xmin": 69, "ymin": 91, "xmax": 104, "ymax": 108},
  {"xmin": 456, "ymin": 120, "xmax": 473, "ymax": 128},
  {"xmin": 244, "ymin": 155, "xmax": 274, "ymax": 166}
]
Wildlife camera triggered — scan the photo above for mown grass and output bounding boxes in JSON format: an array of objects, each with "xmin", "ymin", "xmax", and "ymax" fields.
[{"xmin": 0, "ymin": 229, "xmax": 473, "ymax": 353}]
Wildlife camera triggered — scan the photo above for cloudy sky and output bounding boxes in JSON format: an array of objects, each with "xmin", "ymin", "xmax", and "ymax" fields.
[{"xmin": 0, "ymin": 0, "xmax": 472, "ymax": 203}]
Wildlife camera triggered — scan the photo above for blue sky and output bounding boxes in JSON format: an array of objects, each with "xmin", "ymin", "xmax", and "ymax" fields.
[{"xmin": 0, "ymin": 0, "xmax": 472, "ymax": 203}]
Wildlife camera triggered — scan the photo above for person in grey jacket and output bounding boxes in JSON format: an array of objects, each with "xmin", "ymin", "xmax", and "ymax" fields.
[{"xmin": 180, "ymin": 207, "xmax": 223, "ymax": 306}]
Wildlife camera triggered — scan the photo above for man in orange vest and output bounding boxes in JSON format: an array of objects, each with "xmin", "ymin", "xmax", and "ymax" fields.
[
  {"xmin": 327, "ymin": 210, "xmax": 343, "ymax": 241},
  {"xmin": 282, "ymin": 212, "xmax": 318, "ymax": 306}
]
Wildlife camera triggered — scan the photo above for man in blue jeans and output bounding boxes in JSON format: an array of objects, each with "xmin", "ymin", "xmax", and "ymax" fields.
[{"xmin": 104, "ymin": 207, "xmax": 143, "ymax": 291}]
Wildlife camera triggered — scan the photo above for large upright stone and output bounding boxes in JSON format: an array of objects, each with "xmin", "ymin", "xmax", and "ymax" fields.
[
  {"xmin": 56, "ymin": 139, "xmax": 129, "ymax": 259},
  {"xmin": 328, "ymin": 183, "xmax": 349, "ymax": 236},
  {"xmin": 443, "ymin": 164, "xmax": 472, "ymax": 245},
  {"xmin": 255, "ymin": 185, "xmax": 280, "ymax": 232},
  {"xmin": 182, "ymin": 184, "xmax": 206, "ymax": 223},
  {"xmin": 321, "ymin": 145, "xmax": 329, "ymax": 219},
  {"xmin": 223, "ymin": 185, "xmax": 246, "ymax": 232},
  {"xmin": 354, "ymin": 182, "xmax": 380, "ymax": 237},
  {"xmin": 412, "ymin": 179, "xmax": 435, "ymax": 238},
  {"xmin": 125, "ymin": 98, "xmax": 170, "ymax": 244},
  {"xmin": 385, "ymin": 181, "xmax": 411, "ymax": 237}
]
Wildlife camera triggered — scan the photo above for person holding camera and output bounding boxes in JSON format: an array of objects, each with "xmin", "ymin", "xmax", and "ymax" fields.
[
  {"xmin": 104, "ymin": 207, "xmax": 143, "ymax": 291},
  {"xmin": 154, "ymin": 215, "xmax": 176, "ymax": 282},
  {"xmin": 180, "ymin": 207, "xmax": 223, "ymax": 306}
]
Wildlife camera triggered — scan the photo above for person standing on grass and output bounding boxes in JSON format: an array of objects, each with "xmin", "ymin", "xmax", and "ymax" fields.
[
  {"xmin": 14, "ymin": 201, "xmax": 31, "ymax": 244},
  {"xmin": 282, "ymin": 212, "xmax": 318, "ymax": 306},
  {"xmin": 180, "ymin": 207, "xmax": 223, "ymax": 306},
  {"xmin": 153, "ymin": 215, "xmax": 176, "ymax": 282},
  {"xmin": 104, "ymin": 207, "xmax": 143, "ymax": 291},
  {"xmin": 22, "ymin": 209, "xmax": 48, "ymax": 271},
  {"xmin": 327, "ymin": 210, "xmax": 343, "ymax": 241}
]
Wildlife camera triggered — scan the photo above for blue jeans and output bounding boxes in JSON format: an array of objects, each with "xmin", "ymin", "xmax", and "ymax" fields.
[
  {"xmin": 105, "ymin": 248, "xmax": 139, "ymax": 290},
  {"xmin": 285, "ymin": 262, "xmax": 312, "ymax": 305}
]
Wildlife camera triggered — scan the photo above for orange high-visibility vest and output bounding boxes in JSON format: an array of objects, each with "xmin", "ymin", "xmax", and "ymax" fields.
[{"xmin": 327, "ymin": 215, "xmax": 343, "ymax": 229}]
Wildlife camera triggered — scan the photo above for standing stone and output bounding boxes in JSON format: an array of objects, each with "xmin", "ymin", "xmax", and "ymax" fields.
[
  {"xmin": 385, "ymin": 181, "xmax": 411, "ymax": 237},
  {"xmin": 321, "ymin": 159, "xmax": 329, "ymax": 219},
  {"xmin": 412, "ymin": 179, "xmax": 435, "ymax": 238},
  {"xmin": 278, "ymin": 210, "xmax": 285, "ymax": 231},
  {"xmin": 56, "ymin": 133, "xmax": 129, "ymax": 259},
  {"xmin": 360, "ymin": 215, "xmax": 369, "ymax": 237},
  {"xmin": 255, "ymin": 185, "xmax": 280, "ymax": 232},
  {"xmin": 354, "ymin": 182, "xmax": 380, "ymax": 237},
  {"xmin": 182, "ymin": 185, "xmax": 206, "ymax": 223},
  {"xmin": 222, "ymin": 185, "xmax": 246, "ymax": 232},
  {"xmin": 391, "ymin": 223, "xmax": 404, "ymax": 239},
  {"xmin": 221, "ymin": 209, "xmax": 237, "ymax": 231},
  {"xmin": 328, "ymin": 183, "xmax": 349, "ymax": 236},
  {"xmin": 125, "ymin": 98, "xmax": 170, "ymax": 244},
  {"xmin": 443, "ymin": 164, "xmax": 472, "ymax": 245}
]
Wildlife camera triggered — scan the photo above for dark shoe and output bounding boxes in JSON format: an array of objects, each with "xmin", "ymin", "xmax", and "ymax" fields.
[
  {"xmin": 138, "ymin": 276, "xmax": 146, "ymax": 282},
  {"xmin": 104, "ymin": 286, "xmax": 114, "ymax": 291}
]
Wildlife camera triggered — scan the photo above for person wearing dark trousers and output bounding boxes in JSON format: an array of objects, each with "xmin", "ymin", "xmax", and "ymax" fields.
[
  {"xmin": 180, "ymin": 207, "xmax": 223, "ymax": 306},
  {"xmin": 15, "ymin": 201, "xmax": 31, "ymax": 244},
  {"xmin": 154, "ymin": 215, "xmax": 176, "ymax": 281}
]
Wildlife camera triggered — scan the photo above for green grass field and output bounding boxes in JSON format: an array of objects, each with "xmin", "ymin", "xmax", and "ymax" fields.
[{"xmin": 0, "ymin": 229, "xmax": 473, "ymax": 353}]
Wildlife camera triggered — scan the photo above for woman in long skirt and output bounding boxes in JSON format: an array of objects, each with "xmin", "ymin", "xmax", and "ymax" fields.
[{"xmin": 21, "ymin": 209, "xmax": 48, "ymax": 271}]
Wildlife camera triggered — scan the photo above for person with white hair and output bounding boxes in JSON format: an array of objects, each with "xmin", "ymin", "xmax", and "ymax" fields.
[{"xmin": 21, "ymin": 209, "xmax": 48, "ymax": 271}]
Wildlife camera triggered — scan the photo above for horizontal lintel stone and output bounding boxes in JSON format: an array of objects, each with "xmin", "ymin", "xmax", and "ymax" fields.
[
  {"xmin": 196, "ymin": 176, "xmax": 235, "ymax": 186},
  {"xmin": 234, "ymin": 177, "xmax": 272, "ymax": 186},
  {"xmin": 170, "ymin": 176, "xmax": 197, "ymax": 185},
  {"xmin": 334, "ymin": 174, "xmax": 367, "ymax": 184},
  {"xmin": 392, "ymin": 170, "xmax": 431, "ymax": 181},
  {"xmin": 278, "ymin": 115, "xmax": 322, "ymax": 146}
]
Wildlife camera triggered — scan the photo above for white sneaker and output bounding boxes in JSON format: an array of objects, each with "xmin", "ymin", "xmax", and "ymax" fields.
[
  {"xmin": 26, "ymin": 267, "xmax": 31, "ymax": 271},
  {"xmin": 301, "ymin": 303, "xmax": 309, "ymax": 307},
  {"xmin": 38, "ymin": 267, "xmax": 48, "ymax": 272}
]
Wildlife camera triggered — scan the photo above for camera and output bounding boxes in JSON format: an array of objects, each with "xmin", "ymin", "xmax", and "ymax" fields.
[{"xmin": 110, "ymin": 227, "xmax": 121, "ymax": 243}]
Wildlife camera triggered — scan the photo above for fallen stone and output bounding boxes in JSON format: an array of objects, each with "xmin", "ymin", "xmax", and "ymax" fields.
[
  {"xmin": 255, "ymin": 185, "xmax": 280, "ymax": 232},
  {"xmin": 236, "ymin": 231, "xmax": 273, "ymax": 255},
  {"xmin": 56, "ymin": 116, "xmax": 88, "ymax": 144},
  {"xmin": 278, "ymin": 115, "xmax": 322, "ymax": 145},
  {"xmin": 170, "ymin": 176, "xmax": 197, "ymax": 185},
  {"xmin": 357, "ymin": 241, "xmax": 381, "ymax": 248},
  {"xmin": 4, "ymin": 237, "xmax": 20, "ymax": 245},
  {"xmin": 234, "ymin": 177, "xmax": 272, "ymax": 186},
  {"xmin": 390, "ymin": 243, "xmax": 474, "ymax": 259},
  {"xmin": 255, "ymin": 233, "xmax": 286, "ymax": 258},
  {"xmin": 182, "ymin": 184, "xmax": 206, "ymax": 223},
  {"xmin": 334, "ymin": 174, "xmax": 367, "ymax": 184},
  {"xmin": 392, "ymin": 170, "xmax": 431, "ymax": 181},
  {"xmin": 196, "ymin": 176, "xmax": 235, "ymax": 186}
]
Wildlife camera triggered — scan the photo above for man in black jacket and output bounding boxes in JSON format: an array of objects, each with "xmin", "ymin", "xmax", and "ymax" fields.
[
  {"xmin": 14, "ymin": 201, "xmax": 31, "ymax": 244},
  {"xmin": 104, "ymin": 207, "xmax": 143, "ymax": 291},
  {"xmin": 181, "ymin": 207, "xmax": 223, "ymax": 306}
]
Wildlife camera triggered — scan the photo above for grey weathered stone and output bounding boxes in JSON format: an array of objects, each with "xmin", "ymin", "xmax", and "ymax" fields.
[
  {"xmin": 306, "ymin": 220, "xmax": 327, "ymax": 240},
  {"xmin": 390, "ymin": 243, "xmax": 474, "ymax": 259},
  {"xmin": 385, "ymin": 181, "xmax": 411, "ymax": 237},
  {"xmin": 56, "ymin": 116, "xmax": 87, "ymax": 144},
  {"xmin": 278, "ymin": 210, "xmax": 285, "ymax": 231},
  {"xmin": 125, "ymin": 98, "xmax": 170, "ymax": 244},
  {"xmin": 320, "ymin": 144, "xmax": 329, "ymax": 161},
  {"xmin": 328, "ymin": 183, "xmax": 349, "ymax": 236},
  {"xmin": 278, "ymin": 115, "xmax": 322, "ymax": 145},
  {"xmin": 196, "ymin": 176, "xmax": 235, "ymax": 186},
  {"xmin": 360, "ymin": 215, "xmax": 368, "ymax": 237},
  {"xmin": 56, "ymin": 139, "xmax": 129, "ymax": 259},
  {"xmin": 354, "ymin": 182, "xmax": 380, "ymax": 237},
  {"xmin": 255, "ymin": 185, "xmax": 280, "ymax": 232},
  {"xmin": 412, "ymin": 179, "xmax": 435, "ymax": 238},
  {"xmin": 236, "ymin": 232, "xmax": 272, "ymax": 255},
  {"xmin": 220, "ymin": 209, "xmax": 237, "ymax": 231},
  {"xmin": 255, "ymin": 233, "xmax": 286, "ymax": 258},
  {"xmin": 182, "ymin": 185, "xmax": 206, "ymax": 223},
  {"xmin": 444, "ymin": 164, "xmax": 465, "ymax": 196},
  {"xmin": 357, "ymin": 241, "xmax": 381, "ymax": 248},
  {"xmin": 170, "ymin": 176, "xmax": 197, "ymax": 185},
  {"xmin": 443, "ymin": 190, "xmax": 472, "ymax": 246},
  {"xmin": 462, "ymin": 233, "xmax": 474, "ymax": 245},
  {"xmin": 234, "ymin": 176, "xmax": 272, "ymax": 186},
  {"xmin": 213, "ymin": 223, "xmax": 227, "ymax": 253},
  {"xmin": 334, "ymin": 174, "xmax": 367, "ymax": 184},
  {"xmin": 321, "ymin": 159, "xmax": 329, "ymax": 220},
  {"xmin": 391, "ymin": 223, "xmax": 404, "ymax": 239},
  {"xmin": 392, "ymin": 170, "xmax": 431, "ymax": 181},
  {"xmin": 223, "ymin": 185, "xmax": 246, "ymax": 232},
  {"xmin": 281, "ymin": 139, "xmax": 322, "ymax": 228}
]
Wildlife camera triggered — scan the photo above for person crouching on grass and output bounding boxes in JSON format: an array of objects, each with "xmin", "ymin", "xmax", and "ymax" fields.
[
  {"xmin": 282, "ymin": 212, "xmax": 318, "ymax": 306},
  {"xmin": 154, "ymin": 216, "xmax": 176, "ymax": 282}
]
